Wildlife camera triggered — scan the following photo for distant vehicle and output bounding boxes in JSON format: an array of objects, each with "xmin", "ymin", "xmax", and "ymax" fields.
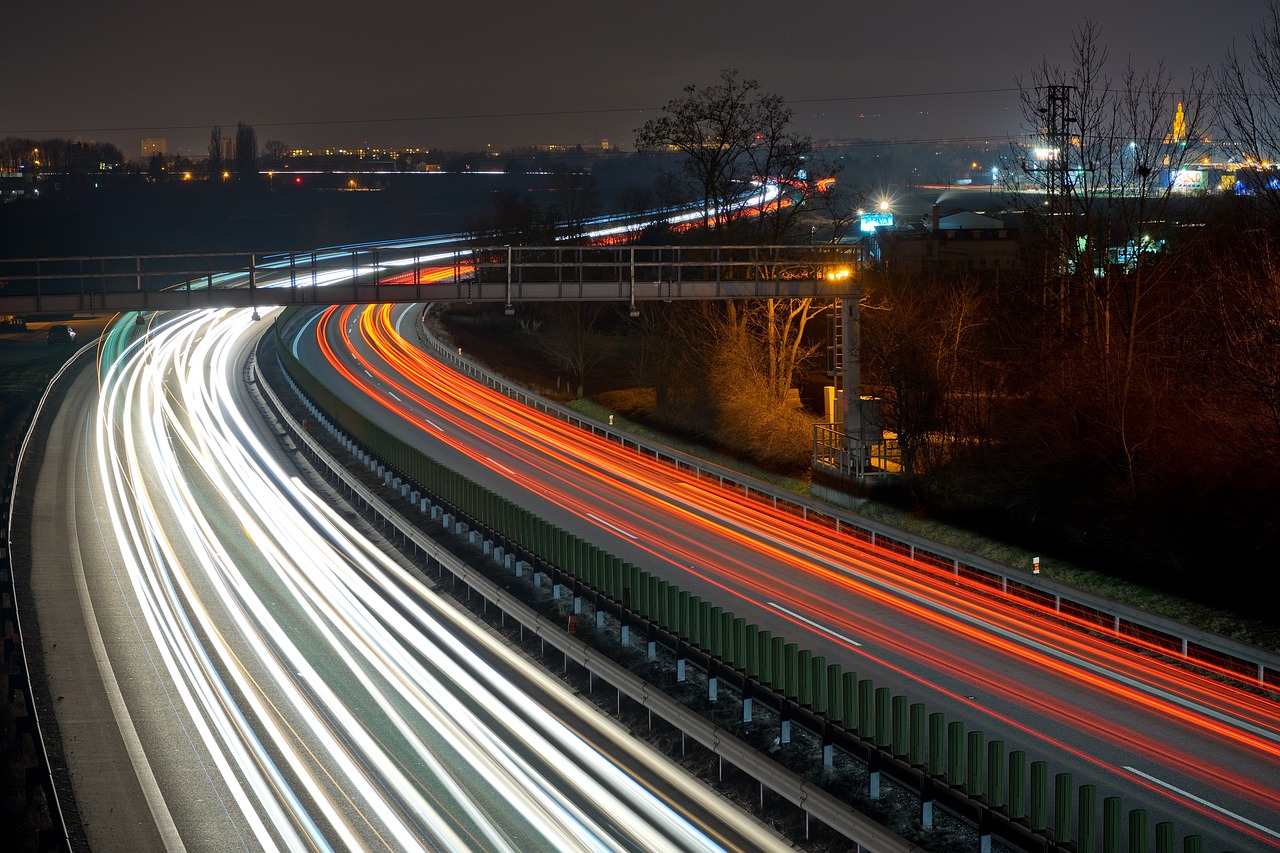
[{"xmin": 46, "ymin": 324, "xmax": 76, "ymax": 345}]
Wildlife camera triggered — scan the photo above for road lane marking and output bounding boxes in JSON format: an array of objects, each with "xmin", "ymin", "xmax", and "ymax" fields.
[
  {"xmin": 484, "ymin": 456, "xmax": 516, "ymax": 476},
  {"xmin": 587, "ymin": 513, "xmax": 638, "ymax": 540},
  {"xmin": 1123, "ymin": 765, "xmax": 1280, "ymax": 840},
  {"xmin": 768, "ymin": 602, "xmax": 862, "ymax": 647}
]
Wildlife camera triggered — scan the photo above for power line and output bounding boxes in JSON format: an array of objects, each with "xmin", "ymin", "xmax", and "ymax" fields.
[{"xmin": 0, "ymin": 87, "xmax": 1025, "ymax": 138}]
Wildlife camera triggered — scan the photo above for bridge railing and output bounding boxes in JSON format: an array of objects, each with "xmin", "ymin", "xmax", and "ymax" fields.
[{"xmin": 0, "ymin": 242, "xmax": 860, "ymax": 314}]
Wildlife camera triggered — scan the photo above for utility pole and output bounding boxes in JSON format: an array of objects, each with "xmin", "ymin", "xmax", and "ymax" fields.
[
  {"xmin": 1039, "ymin": 84, "xmax": 1075, "ymax": 214},
  {"xmin": 840, "ymin": 295, "xmax": 865, "ymax": 475},
  {"xmin": 1037, "ymin": 85, "xmax": 1076, "ymax": 323}
]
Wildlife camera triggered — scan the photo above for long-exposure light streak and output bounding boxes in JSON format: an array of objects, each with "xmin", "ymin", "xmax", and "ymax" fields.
[
  {"xmin": 84, "ymin": 306, "xmax": 769, "ymax": 852},
  {"xmin": 310, "ymin": 300, "xmax": 1280, "ymax": 849}
]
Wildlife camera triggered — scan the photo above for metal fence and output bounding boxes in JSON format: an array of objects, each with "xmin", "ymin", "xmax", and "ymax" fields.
[{"xmin": 0, "ymin": 243, "xmax": 860, "ymax": 315}]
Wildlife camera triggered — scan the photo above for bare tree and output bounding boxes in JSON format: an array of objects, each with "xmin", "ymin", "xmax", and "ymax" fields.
[
  {"xmin": 262, "ymin": 139, "xmax": 289, "ymax": 169},
  {"xmin": 234, "ymin": 122, "xmax": 258, "ymax": 183},
  {"xmin": 208, "ymin": 126, "xmax": 224, "ymax": 180},
  {"xmin": 1217, "ymin": 0, "xmax": 1280, "ymax": 220},
  {"xmin": 535, "ymin": 302, "xmax": 610, "ymax": 398},
  {"xmin": 807, "ymin": 178, "xmax": 869, "ymax": 245},
  {"xmin": 147, "ymin": 152, "xmax": 166, "ymax": 182},
  {"xmin": 1014, "ymin": 20, "xmax": 1209, "ymax": 499},
  {"xmin": 0, "ymin": 137, "xmax": 33, "ymax": 172},
  {"xmin": 1015, "ymin": 21, "xmax": 1207, "ymax": 339},
  {"xmin": 635, "ymin": 70, "xmax": 835, "ymax": 421},
  {"xmin": 1193, "ymin": 216, "xmax": 1280, "ymax": 457},
  {"xmin": 635, "ymin": 69, "xmax": 823, "ymax": 239},
  {"xmin": 549, "ymin": 167, "xmax": 600, "ymax": 240}
]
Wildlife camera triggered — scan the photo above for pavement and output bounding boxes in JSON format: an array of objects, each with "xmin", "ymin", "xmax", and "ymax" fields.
[
  {"xmin": 0, "ymin": 314, "xmax": 116, "ymax": 368},
  {"xmin": 0, "ymin": 311, "xmax": 120, "ymax": 850}
]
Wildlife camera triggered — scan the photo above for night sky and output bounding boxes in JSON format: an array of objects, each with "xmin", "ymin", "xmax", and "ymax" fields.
[{"xmin": 1, "ymin": 1, "xmax": 1254, "ymax": 157}]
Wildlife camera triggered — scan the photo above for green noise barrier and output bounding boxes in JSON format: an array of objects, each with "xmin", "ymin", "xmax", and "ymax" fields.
[
  {"xmin": 824, "ymin": 664, "xmax": 841, "ymax": 721},
  {"xmin": 875, "ymin": 687, "xmax": 892, "ymax": 750},
  {"xmin": 967, "ymin": 731, "xmax": 985, "ymax": 798},
  {"xmin": 810, "ymin": 656, "xmax": 827, "ymax": 715},
  {"xmin": 1130, "ymin": 809, "xmax": 1149, "ymax": 853},
  {"xmin": 841, "ymin": 672, "xmax": 858, "ymax": 733},
  {"xmin": 744, "ymin": 622, "xmax": 759, "ymax": 678},
  {"xmin": 987, "ymin": 740, "xmax": 1005, "ymax": 810},
  {"xmin": 797, "ymin": 648, "xmax": 812, "ymax": 706},
  {"xmin": 273, "ymin": 312, "xmax": 1221, "ymax": 853},
  {"xmin": 891, "ymin": 695, "xmax": 908, "ymax": 759},
  {"xmin": 947, "ymin": 721, "xmax": 964, "ymax": 786},
  {"xmin": 1031, "ymin": 760, "xmax": 1049, "ymax": 832},
  {"xmin": 928, "ymin": 712, "xmax": 946, "ymax": 778},
  {"xmin": 1054, "ymin": 772, "xmax": 1073, "ymax": 844},
  {"xmin": 1104, "ymin": 797, "xmax": 1123, "ymax": 853},
  {"xmin": 784, "ymin": 643, "xmax": 800, "ymax": 700},
  {"xmin": 1009, "ymin": 751, "xmax": 1028, "ymax": 821},
  {"xmin": 1078, "ymin": 784, "xmax": 1097, "ymax": 853},
  {"xmin": 858, "ymin": 679, "xmax": 874, "ymax": 737},
  {"xmin": 909, "ymin": 703, "xmax": 925, "ymax": 768}
]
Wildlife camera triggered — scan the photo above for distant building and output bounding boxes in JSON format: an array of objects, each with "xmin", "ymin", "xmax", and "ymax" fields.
[
  {"xmin": 0, "ymin": 173, "xmax": 40, "ymax": 202},
  {"xmin": 869, "ymin": 205, "xmax": 1022, "ymax": 275},
  {"xmin": 141, "ymin": 137, "xmax": 168, "ymax": 159}
]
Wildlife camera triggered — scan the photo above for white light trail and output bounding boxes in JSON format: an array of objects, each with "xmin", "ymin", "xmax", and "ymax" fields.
[{"xmin": 85, "ymin": 306, "xmax": 770, "ymax": 851}]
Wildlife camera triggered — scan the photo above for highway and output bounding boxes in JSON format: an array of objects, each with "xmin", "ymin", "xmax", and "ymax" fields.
[
  {"xmin": 26, "ymin": 306, "xmax": 790, "ymax": 852},
  {"xmin": 288, "ymin": 300, "xmax": 1280, "ymax": 853}
]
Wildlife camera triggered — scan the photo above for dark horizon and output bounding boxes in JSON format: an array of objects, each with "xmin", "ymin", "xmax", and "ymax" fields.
[{"xmin": 2, "ymin": 2, "xmax": 1243, "ymax": 158}]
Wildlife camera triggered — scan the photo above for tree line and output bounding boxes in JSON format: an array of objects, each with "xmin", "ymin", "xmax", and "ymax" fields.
[
  {"xmin": 0, "ymin": 137, "xmax": 125, "ymax": 173},
  {"xmin": 477, "ymin": 13, "xmax": 1280, "ymax": 615}
]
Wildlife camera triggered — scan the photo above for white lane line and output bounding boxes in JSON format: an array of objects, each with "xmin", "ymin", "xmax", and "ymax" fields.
[
  {"xmin": 484, "ymin": 456, "xmax": 516, "ymax": 477},
  {"xmin": 387, "ymin": 391, "xmax": 401, "ymax": 402},
  {"xmin": 768, "ymin": 602, "xmax": 862, "ymax": 647},
  {"xmin": 1124, "ymin": 765, "xmax": 1280, "ymax": 840},
  {"xmin": 587, "ymin": 513, "xmax": 638, "ymax": 540}
]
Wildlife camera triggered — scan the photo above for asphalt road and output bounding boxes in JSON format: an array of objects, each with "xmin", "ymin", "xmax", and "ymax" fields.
[
  {"xmin": 290, "ymin": 301, "xmax": 1280, "ymax": 853},
  {"xmin": 22, "ymin": 307, "xmax": 788, "ymax": 851}
]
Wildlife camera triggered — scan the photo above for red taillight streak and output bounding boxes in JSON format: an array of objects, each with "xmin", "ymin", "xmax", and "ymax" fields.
[
  {"xmin": 346, "ymin": 304, "xmax": 1280, "ymax": 728},
  {"xmin": 360, "ymin": 305, "xmax": 1280, "ymax": 715},
  {"xmin": 375, "ymin": 263, "xmax": 474, "ymax": 287},
  {"xmin": 314, "ymin": 304, "xmax": 1280, "ymax": 832}
]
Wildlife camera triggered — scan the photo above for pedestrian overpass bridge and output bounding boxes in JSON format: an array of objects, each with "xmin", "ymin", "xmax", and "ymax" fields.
[
  {"xmin": 2, "ymin": 239, "xmax": 882, "ymax": 480},
  {"xmin": 0, "ymin": 242, "xmax": 859, "ymax": 316}
]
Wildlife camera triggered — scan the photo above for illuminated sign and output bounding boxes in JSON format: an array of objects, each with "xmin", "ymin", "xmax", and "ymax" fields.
[
  {"xmin": 1171, "ymin": 169, "xmax": 1205, "ymax": 190},
  {"xmin": 860, "ymin": 212, "xmax": 894, "ymax": 232}
]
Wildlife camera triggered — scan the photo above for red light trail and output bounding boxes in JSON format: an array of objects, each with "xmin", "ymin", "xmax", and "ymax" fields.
[{"xmin": 306, "ymin": 302, "xmax": 1280, "ymax": 849}]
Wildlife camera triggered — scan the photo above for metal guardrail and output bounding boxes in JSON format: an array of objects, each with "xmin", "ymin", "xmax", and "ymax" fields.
[
  {"xmin": 276, "ymin": 305, "xmax": 1261, "ymax": 851},
  {"xmin": 4, "ymin": 344, "xmax": 97, "ymax": 853},
  {"xmin": 249, "ymin": 343, "xmax": 920, "ymax": 853},
  {"xmin": 0, "ymin": 243, "xmax": 859, "ymax": 315},
  {"xmin": 415, "ymin": 307, "xmax": 1280, "ymax": 689}
]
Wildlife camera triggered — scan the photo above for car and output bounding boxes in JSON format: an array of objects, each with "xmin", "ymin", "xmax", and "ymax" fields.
[{"xmin": 46, "ymin": 324, "xmax": 76, "ymax": 345}]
